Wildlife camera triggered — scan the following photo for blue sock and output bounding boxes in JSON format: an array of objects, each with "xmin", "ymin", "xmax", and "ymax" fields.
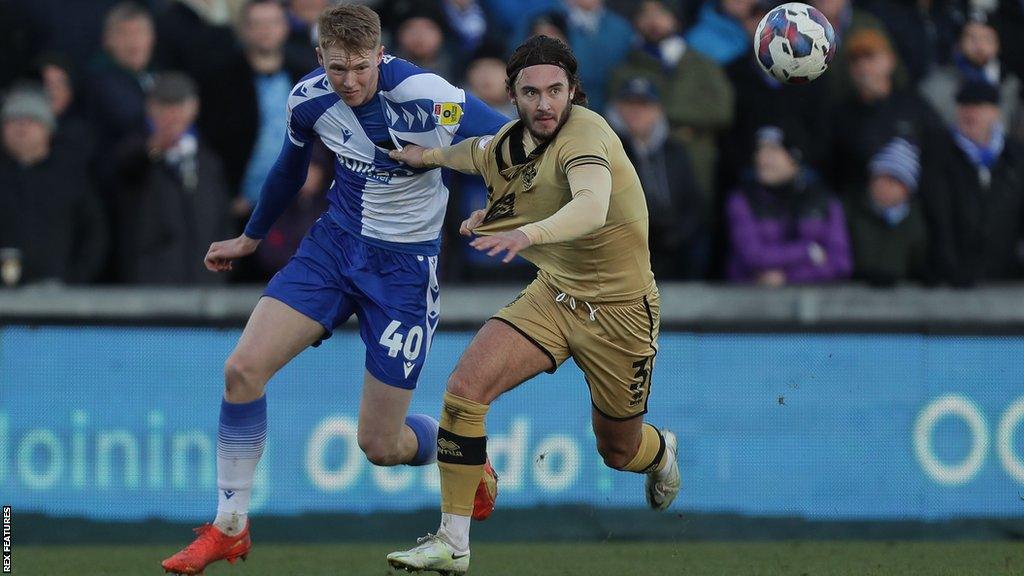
[
  {"xmin": 216, "ymin": 395, "xmax": 267, "ymax": 528},
  {"xmin": 405, "ymin": 414, "xmax": 439, "ymax": 466}
]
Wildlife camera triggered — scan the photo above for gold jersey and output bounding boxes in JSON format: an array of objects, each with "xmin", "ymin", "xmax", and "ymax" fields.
[{"xmin": 467, "ymin": 105, "xmax": 655, "ymax": 303}]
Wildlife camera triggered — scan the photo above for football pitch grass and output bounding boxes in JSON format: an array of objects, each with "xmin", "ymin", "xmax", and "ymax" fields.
[{"xmin": 14, "ymin": 541, "xmax": 1024, "ymax": 576}]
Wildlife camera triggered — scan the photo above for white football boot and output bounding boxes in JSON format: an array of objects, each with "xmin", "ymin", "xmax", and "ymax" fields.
[
  {"xmin": 645, "ymin": 429, "xmax": 681, "ymax": 511},
  {"xmin": 387, "ymin": 533, "xmax": 470, "ymax": 575}
]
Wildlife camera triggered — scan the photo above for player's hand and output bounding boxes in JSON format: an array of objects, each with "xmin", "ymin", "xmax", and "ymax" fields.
[
  {"xmin": 388, "ymin": 145, "xmax": 429, "ymax": 168},
  {"xmin": 757, "ymin": 269, "xmax": 787, "ymax": 287},
  {"xmin": 808, "ymin": 242, "xmax": 827, "ymax": 267},
  {"xmin": 470, "ymin": 230, "xmax": 532, "ymax": 263},
  {"xmin": 204, "ymin": 234, "xmax": 261, "ymax": 272},
  {"xmin": 460, "ymin": 210, "xmax": 487, "ymax": 237}
]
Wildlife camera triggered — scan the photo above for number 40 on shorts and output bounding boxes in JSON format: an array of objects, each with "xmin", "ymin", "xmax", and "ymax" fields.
[{"xmin": 378, "ymin": 320, "xmax": 424, "ymax": 362}]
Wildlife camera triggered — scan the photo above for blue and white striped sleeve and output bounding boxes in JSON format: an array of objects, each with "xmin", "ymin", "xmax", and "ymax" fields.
[
  {"xmin": 456, "ymin": 92, "xmax": 510, "ymax": 139},
  {"xmin": 385, "ymin": 64, "xmax": 507, "ymax": 144}
]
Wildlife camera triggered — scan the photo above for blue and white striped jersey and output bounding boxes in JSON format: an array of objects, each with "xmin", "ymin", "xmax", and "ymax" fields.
[{"xmin": 244, "ymin": 55, "xmax": 508, "ymax": 255}]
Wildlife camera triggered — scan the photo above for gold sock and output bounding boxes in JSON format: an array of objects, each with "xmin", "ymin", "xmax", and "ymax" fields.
[
  {"xmin": 437, "ymin": 392, "xmax": 490, "ymax": 516},
  {"xmin": 621, "ymin": 423, "xmax": 667, "ymax": 474}
]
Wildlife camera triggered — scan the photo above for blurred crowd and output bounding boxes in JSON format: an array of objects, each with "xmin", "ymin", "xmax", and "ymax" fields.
[{"xmin": 1, "ymin": 0, "xmax": 1023, "ymax": 288}]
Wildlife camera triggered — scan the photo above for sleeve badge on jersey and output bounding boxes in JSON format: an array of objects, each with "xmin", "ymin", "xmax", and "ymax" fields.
[{"xmin": 433, "ymin": 102, "xmax": 463, "ymax": 126}]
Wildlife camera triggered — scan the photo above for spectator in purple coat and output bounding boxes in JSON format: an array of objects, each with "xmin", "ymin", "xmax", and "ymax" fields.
[{"xmin": 726, "ymin": 125, "xmax": 852, "ymax": 286}]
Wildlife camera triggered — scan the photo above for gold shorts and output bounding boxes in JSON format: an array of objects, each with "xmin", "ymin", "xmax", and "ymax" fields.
[{"xmin": 492, "ymin": 277, "xmax": 660, "ymax": 420}]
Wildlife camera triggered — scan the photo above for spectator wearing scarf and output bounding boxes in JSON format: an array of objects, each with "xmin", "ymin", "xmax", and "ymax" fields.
[
  {"xmin": 920, "ymin": 10, "xmax": 1021, "ymax": 133},
  {"xmin": 111, "ymin": 72, "xmax": 232, "ymax": 285},
  {"xmin": 921, "ymin": 80, "xmax": 1024, "ymax": 285},
  {"xmin": 610, "ymin": 0, "xmax": 734, "ymax": 202}
]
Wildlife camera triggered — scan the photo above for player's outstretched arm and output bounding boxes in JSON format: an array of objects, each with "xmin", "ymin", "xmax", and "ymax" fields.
[
  {"xmin": 467, "ymin": 163, "xmax": 613, "ymax": 264},
  {"xmin": 468, "ymin": 168, "xmax": 612, "ymax": 262},
  {"xmin": 516, "ymin": 163, "xmax": 612, "ymax": 244},
  {"xmin": 389, "ymin": 137, "xmax": 483, "ymax": 175}
]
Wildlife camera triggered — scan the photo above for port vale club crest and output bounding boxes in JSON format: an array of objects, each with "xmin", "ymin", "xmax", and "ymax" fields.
[{"xmin": 521, "ymin": 163, "xmax": 538, "ymax": 191}]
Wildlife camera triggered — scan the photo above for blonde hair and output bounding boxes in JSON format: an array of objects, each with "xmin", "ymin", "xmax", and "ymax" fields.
[{"xmin": 318, "ymin": 5, "xmax": 381, "ymax": 54}]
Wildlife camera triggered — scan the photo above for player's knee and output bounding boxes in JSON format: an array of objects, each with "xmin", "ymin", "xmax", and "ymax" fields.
[
  {"xmin": 596, "ymin": 440, "xmax": 634, "ymax": 470},
  {"xmin": 223, "ymin": 354, "xmax": 266, "ymax": 401},
  {"xmin": 446, "ymin": 371, "xmax": 490, "ymax": 404},
  {"xmin": 357, "ymin": 435, "xmax": 402, "ymax": 466}
]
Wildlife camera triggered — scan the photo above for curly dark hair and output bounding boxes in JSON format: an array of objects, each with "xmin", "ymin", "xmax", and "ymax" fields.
[{"xmin": 505, "ymin": 35, "xmax": 588, "ymax": 107}]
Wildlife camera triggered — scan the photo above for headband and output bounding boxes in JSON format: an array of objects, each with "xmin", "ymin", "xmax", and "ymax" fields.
[{"xmin": 506, "ymin": 39, "xmax": 577, "ymax": 81}]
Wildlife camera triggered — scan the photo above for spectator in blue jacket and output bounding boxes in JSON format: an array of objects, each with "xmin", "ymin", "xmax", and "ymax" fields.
[
  {"xmin": 439, "ymin": 0, "xmax": 495, "ymax": 57},
  {"xmin": 563, "ymin": 0, "xmax": 634, "ymax": 113},
  {"xmin": 685, "ymin": 0, "xmax": 758, "ymax": 65},
  {"xmin": 484, "ymin": 0, "xmax": 561, "ymax": 39}
]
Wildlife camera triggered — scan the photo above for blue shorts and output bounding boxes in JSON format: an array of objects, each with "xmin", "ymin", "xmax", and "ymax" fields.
[{"xmin": 264, "ymin": 216, "xmax": 440, "ymax": 389}]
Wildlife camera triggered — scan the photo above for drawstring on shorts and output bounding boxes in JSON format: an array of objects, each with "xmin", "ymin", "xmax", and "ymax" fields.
[{"xmin": 556, "ymin": 292, "xmax": 599, "ymax": 321}]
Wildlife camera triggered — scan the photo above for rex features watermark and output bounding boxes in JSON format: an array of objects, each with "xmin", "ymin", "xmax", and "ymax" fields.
[{"xmin": 3, "ymin": 505, "xmax": 11, "ymax": 573}]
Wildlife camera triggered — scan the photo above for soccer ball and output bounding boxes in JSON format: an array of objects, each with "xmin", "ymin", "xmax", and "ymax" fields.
[{"xmin": 754, "ymin": 2, "xmax": 836, "ymax": 84}]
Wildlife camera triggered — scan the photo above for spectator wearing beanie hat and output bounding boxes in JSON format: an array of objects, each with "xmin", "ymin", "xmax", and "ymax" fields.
[
  {"xmin": 725, "ymin": 125, "xmax": 852, "ymax": 286},
  {"xmin": 813, "ymin": 0, "xmax": 905, "ymax": 108},
  {"xmin": 921, "ymin": 79, "xmax": 1024, "ymax": 285},
  {"xmin": 0, "ymin": 84, "xmax": 109, "ymax": 284},
  {"xmin": 845, "ymin": 138, "xmax": 931, "ymax": 286},
  {"xmin": 825, "ymin": 27, "xmax": 944, "ymax": 198}
]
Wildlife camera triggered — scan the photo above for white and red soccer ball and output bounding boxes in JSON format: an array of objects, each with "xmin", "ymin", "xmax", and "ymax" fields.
[{"xmin": 754, "ymin": 2, "xmax": 837, "ymax": 84}]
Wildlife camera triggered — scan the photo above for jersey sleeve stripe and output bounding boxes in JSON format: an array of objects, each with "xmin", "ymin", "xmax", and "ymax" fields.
[
  {"xmin": 565, "ymin": 161, "xmax": 611, "ymax": 170},
  {"xmin": 564, "ymin": 155, "xmax": 611, "ymax": 171}
]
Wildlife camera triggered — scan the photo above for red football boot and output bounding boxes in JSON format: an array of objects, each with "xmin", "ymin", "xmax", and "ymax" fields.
[
  {"xmin": 472, "ymin": 458, "xmax": 499, "ymax": 521},
  {"xmin": 161, "ymin": 522, "xmax": 251, "ymax": 575}
]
